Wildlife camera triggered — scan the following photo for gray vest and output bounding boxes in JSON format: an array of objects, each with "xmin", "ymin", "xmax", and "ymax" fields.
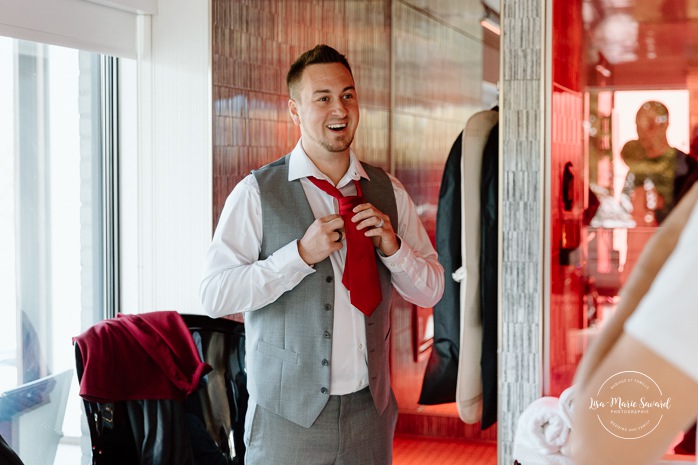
[{"xmin": 249, "ymin": 154, "xmax": 398, "ymax": 427}]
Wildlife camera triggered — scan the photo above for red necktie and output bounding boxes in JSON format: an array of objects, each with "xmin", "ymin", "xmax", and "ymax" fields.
[{"xmin": 308, "ymin": 177, "xmax": 382, "ymax": 316}]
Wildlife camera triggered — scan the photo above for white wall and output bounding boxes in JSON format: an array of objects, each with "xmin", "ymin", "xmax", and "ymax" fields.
[
  {"xmin": 132, "ymin": 0, "xmax": 212, "ymax": 314},
  {"xmin": 1, "ymin": 0, "xmax": 213, "ymax": 315}
]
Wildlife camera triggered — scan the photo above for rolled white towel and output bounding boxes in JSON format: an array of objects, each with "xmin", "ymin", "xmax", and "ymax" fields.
[
  {"xmin": 558, "ymin": 386, "xmax": 575, "ymax": 457},
  {"xmin": 512, "ymin": 396, "xmax": 573, "ymax": 465}
]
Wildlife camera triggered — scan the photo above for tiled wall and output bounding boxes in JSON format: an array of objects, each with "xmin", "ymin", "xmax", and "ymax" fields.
[
  {"xmin": 499, "ymin": 0, "xmax": 545, "ymax": 462},
  {"xmin": 211, "ymin": 0, "xmax": 494, "ymax": 441},
  {"xmin": 211, "ymin": 0, "xmax": 393, "ymax": 224},
  {"xmin": 496, "ymin": 0, "xmax": 588, "ymax": 461},
  {"xmin": 549, "ymin": 87, "xmax": 585, "ymax": 396},
  {"xmin": 547, "ymin": 0, "xmax": 586, "ymax": 401}
]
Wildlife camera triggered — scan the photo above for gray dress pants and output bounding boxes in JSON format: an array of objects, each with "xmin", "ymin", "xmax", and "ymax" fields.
[{"xmin": 244, "ymin": 388, "xmax": 398, "ymax": 465}]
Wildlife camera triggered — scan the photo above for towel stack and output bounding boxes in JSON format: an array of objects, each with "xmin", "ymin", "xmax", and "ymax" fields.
[{"xmin": 512, "ymin": 387, "xmax": 575, "ymax": 465}]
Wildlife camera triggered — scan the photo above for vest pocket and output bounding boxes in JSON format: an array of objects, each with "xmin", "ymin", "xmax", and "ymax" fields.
[{"xmin": 256, "ymin": 339, "xmax": 300, "ymax": 364}]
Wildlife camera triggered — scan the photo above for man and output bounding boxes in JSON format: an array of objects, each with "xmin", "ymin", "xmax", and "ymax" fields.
[
  {"xmin": 621, "ymin": 100, "xmax": 698, "ymax": 225},
  {"xmin": 200, "ymin": 44, "xmax": 444, "ymax": 465}
]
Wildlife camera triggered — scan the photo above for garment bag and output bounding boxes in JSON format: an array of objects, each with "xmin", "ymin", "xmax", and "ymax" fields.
[
  {"xmin": 419, "ymin": 110, "xmax": 499, "ymax": 421},
  {"xmin": 455, "ymin": 110, "xmax": 499, "ymax": 424}
]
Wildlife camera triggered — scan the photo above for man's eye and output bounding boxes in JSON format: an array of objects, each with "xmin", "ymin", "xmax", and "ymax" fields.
[{"xmin": 342, "ymin": 94, "xmax": 353, "ymax": 99}]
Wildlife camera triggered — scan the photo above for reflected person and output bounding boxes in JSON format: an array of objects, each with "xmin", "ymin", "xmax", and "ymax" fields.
[{"xmin": 620, "ymin": 100, "xmax": 698, "ymax": 225}]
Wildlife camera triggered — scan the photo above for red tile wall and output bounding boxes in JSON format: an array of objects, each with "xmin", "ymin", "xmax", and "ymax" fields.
[
  {"xmin": 211, "ymin": 0, "xmax": 392, "ymax": 226},
  {"xmin": 549, "ymin": 0, "xmax": 586, "ymax": 397}
]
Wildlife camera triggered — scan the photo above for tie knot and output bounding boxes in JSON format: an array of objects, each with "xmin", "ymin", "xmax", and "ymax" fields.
[
  {"xmin": 338, "ymin": 196, "xmax": 361, "ymax": 215},
  {"xmin": 306, "ymin": 175, "xmax": 380, "ymax": 315}
]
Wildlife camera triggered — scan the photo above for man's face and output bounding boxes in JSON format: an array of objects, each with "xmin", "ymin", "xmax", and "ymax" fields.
[
  {"xmin": 636, "ymin": 110, "xmax": 667, "ymax": 144},
  {"xmin": 288, "ymin": 62, "xmax": 359, "ymax": 159}
]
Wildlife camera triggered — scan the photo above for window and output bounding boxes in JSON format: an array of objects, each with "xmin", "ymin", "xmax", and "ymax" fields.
[{"xmin": 0, "ymin": 36, "xmax": 119, "ymax": 463}]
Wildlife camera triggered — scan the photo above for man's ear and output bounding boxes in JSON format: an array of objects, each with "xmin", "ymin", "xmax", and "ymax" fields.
[{"xmin": 288, "ymin": 99, "xmax": 300, "ymax": 126}]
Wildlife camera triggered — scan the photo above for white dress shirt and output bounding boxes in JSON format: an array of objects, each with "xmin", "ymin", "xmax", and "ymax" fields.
[{"xmin": 200, "ymin": 140, "xmax": 444, "ymax": 395}]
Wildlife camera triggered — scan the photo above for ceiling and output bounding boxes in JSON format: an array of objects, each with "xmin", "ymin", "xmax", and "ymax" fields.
[{"xmin": 585, "ymin": 0, "xmax": 698, "ymax": 88}]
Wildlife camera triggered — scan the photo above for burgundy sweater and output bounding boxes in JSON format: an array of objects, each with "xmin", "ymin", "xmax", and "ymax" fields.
[{"xmin": 73, "ymin": 311, "xmax": 211, "ymax": 403}]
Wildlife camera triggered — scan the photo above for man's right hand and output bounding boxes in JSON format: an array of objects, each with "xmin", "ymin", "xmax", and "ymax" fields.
[{"xmin": 298, "ymin": 214, "xmax": 345, "ymax": 265}]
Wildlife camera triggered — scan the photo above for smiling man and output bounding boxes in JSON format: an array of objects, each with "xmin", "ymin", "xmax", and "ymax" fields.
[{"xmin": 200, "ymin": 44, "xmax": 444, "ymax": 465}]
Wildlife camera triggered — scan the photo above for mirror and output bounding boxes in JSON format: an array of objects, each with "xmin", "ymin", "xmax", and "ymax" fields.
[{"xmin": 549, "ymin": 0, "xmax": 698, "ymax": 460}]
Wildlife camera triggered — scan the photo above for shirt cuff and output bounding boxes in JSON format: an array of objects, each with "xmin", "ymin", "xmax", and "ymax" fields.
[
  {"xmin": 379, "ymin": 236, "xmax": 412, "ymax": 272},
  {"xmin": 273, "ymin": 240, "xmax": 316, "ymax": 279}
]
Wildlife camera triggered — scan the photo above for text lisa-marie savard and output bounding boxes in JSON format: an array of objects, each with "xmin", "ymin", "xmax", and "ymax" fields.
[{"xmin": 589, "ymin": 397, "xmax": 671, "ymax": 411}]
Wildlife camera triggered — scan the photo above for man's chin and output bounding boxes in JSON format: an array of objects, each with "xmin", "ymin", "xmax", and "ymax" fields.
[{"xmin": 323, "ymin": 138, "xmax": 354, "ymax": 154}]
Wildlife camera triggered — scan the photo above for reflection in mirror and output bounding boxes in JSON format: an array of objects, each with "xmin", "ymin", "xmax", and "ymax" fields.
[
  {"xmin": 584, "ymin": 90, "xmax": 698, "ymax": 461},
  {"xmin": 551, "ymin": 0, "xmax": 698, "ymax": 460}
]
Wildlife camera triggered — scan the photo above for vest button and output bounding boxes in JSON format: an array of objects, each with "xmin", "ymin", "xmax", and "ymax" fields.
[
  {"xmin": 324, "ymin": 331, "xmax": 331, "ymax": 338},
  {"xmin": 321, "ymin": 387, "xmax": 328, "ymax": 394},
  {"xmin": 324, "ymin": 304, "xmax": 331, "ymax": 311},
  {"xmin": 322, "ymin": 359, "xmax": 329, "ymax": 366},
  {"xmin": 325, "ymin": 276, "xmax": 333, "ymax": 283}
]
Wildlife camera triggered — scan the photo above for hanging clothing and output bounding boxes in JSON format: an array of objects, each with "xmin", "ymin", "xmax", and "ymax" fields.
[
  {"xmin": 418, "ymin": 131, "xmax": 464, "ymax": 405},
  {"xmin": 479, "ymin": 120, "xmax": 499, "ymax": 429},
  {"xmin": 455, "ymin": 110, "xmax": 498, "ymax": 426},
  {"xmin": 419, "ymin": 110, "xmax": 499, "ymax": 431}
]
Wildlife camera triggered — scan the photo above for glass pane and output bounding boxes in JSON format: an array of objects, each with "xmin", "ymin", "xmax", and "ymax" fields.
[
  {"xmin": 0, "ymin": 36, "xmax": 107, "ymax": 464},
  {"xmin": 550, "ymin": 0, "xmax": 697, "ymax": 459}
]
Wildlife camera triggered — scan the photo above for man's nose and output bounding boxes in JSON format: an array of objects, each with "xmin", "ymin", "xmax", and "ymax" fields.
[{"xmin": 330, "ymin": 98, "xmax": 348, "ymax": 115}]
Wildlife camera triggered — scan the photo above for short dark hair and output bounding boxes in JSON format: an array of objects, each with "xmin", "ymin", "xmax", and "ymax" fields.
[
  {"xmin": 286, "ymin": 44, "xmax": 353, "ymax": 99},
  {"xmin": 637, "ymin": 100, "xmax": 669, "ymax": 126}
]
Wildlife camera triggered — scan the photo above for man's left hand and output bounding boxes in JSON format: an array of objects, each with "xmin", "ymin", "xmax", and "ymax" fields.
[{"xmin": 351, "ymin": 203, "xmax": 399, "ymax": 257}]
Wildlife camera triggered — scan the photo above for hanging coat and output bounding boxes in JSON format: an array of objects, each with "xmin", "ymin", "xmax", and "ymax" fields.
[
  {"xmin": 479, "ymin": 120, "xmax": 499, "ymax": 429},
  {"xmin": 454, "ymin": 110, "xmax": 498, "ymax": 425},
  {"xmin": 418, "ymin": 131, "xmax": 464, "ymax": 405},
  {"xmin": 419, "ymin": 110, "xmax": 499, "ymax": 432}
]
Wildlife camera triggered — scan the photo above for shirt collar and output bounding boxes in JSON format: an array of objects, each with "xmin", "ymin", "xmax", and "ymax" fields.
[{"xmin": 287, "ymin": 139, "xmax": 370, "ymax": 188}]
